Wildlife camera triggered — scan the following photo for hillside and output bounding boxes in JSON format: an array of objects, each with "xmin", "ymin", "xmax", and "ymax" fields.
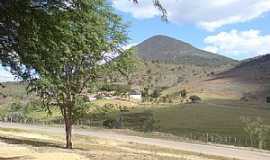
[
  {"xmin": 127, "ymin": 35, "xmax": 239, "ymax": 90},
  {"xmin": 135, "ymin": 35, "xmax": 237, "ymax": 67},
  {"xmin": 216, "ymin": 54, "xmax": 270, "ymax": 82},
  {"xmin": 166, "ymin": 54, "xmax": 270, "ymax": 102}
]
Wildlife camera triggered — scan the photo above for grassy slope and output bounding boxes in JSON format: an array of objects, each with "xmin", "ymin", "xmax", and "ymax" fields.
[
  {"xmin": 134, "ymin": 100, "xmax": 270, "ymax": 148},
  {"xmin": 153, "ymin": 103, "xmax": 270, "ymax": 136}
]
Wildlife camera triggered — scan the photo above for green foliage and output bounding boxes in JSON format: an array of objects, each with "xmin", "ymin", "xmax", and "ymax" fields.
[
  {"xmin": 1, "ymin": 0, "xmax": 133, "ymax": 148},
  {"xmin": 1, "ymin": 0, "xmax": 132, "ymax": 107},
  {"xmin": 241, "ymin": 116, "xmax": 270, "ymax": 149},
  {"xmin": 151, "ymin": 88, "xmax": 161, "ymax": 98},
  {"xmin": 0, "ymin": 100, "xmax": 61, "ymax": 123},
  {"xmin": 71, "ymin": 96, "xmax": 90, "ymax": 121}
]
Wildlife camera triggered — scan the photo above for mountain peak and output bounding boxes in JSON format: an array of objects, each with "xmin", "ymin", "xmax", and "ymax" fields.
[
  {"xmin": 135, "ymin": 35, "xmax": 237, "ymax": 66},
  {"xmin": 141, "ymin": 35, "xmax": 192, "ymax": 48}
]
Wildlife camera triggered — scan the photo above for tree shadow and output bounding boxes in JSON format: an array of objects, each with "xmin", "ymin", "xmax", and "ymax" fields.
[
  {"xmin": 0, "ymin": 136, "xmax": 89, "ymax": 151},
  {"xmin": 0, "ymin": 136, "xmax": 64, "ymax": 149},
  {"xmin": 0, "ymin": 156, "xmax": 31, "ymax": 160}
]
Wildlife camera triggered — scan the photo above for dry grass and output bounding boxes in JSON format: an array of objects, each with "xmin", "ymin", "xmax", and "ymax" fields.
[
  {"xmin": 91, "ymin": 99, "xmax": 138, "ymax": 108},
  {"xmin": 0, "ymin": 127, "xmax": 234, "ymax": 160}
]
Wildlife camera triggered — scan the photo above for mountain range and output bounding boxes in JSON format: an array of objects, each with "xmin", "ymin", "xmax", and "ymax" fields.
[{"xmin": 132, "ymin": 35, "xmax": 270, "ymax": 102}]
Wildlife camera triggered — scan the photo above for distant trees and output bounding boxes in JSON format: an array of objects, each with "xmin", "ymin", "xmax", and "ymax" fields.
[
  {"xmin": 241, "ymin": 117, "xmax": 270, "ymax": 149},
  {"xmin": 0, "ymin": 0, "xmax": 133, "ymax": 149}
]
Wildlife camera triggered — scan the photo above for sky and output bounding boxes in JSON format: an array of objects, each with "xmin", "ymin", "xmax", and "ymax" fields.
[
  {"xmin": 112, "ymin": 0, "xmax": 270, "ymax": 60},
  {"xmin": 1, "ymin": 0, "xmax": 270, "ymax": 82}
]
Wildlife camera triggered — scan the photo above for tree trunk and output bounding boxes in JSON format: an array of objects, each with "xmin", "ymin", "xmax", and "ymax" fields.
[
  {"xmin": 259, "ymin": 139, "xmax": 264, "ymax": 149},
  {"xmin": 65, "ymin": 119, "xmax": 72, "ymax": 149},
  {"xmin": 64, "ymin": 108, "xmax": 73, "ymax": 149}
]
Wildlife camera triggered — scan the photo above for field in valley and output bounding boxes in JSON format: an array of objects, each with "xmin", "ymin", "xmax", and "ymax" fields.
[
  {"xmin": 1, "ymin": 82, "xmax": 270, "ymax": 150},
  {"xmin": 134, "ymin": 100, "xmax": 270, "ymax": 149}
]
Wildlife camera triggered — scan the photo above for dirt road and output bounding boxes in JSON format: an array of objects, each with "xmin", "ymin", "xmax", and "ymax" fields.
[{"xmin": 1, "ymin": 122, "xmax": 270, "ymax": 160}]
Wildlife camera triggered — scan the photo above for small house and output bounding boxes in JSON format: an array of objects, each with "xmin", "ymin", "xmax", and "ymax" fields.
[{"xmin": 129, "ymin": 90, "xmax": 142, "ymax": 102}]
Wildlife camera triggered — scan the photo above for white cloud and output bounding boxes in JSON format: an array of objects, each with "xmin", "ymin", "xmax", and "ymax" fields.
[
  {"xmin": 123, "ymin": 42, "xmax": 138, "ymax": 50},
  {"xmin": 98, "ymin": 43, "xmax": 139, "ymax": 64},
  {"xmin": 112, "ymin": 0, "xmax": 160, "ymax": 19},
  {"xmin": 204, "ymin": 29, "xmax": 270, "ymax": 59},
  {"xmin": 112, "ymin": 0, "xmax": 270, "ymax": 31}
]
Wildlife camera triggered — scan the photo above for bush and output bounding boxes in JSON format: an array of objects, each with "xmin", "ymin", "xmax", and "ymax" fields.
[
  {"xmin": 151, "ymin": 88, "xmax": 161, "ymax": 98},
  {"xmin": 146, "ymin": 69, "xmax": 152, "ymax": 74},
  {"xmin": 189, "ymin": 95, "xmax": 201, "ymax": 103},
  {"xmin": 152, "ymin": 91, "xmax": 160, "ymax": 98},
  {"xmin": 266, "ymin": 97, "xmax": 270, "ymax": 103},
  {"xmin": 103, "ymin": 118, "xmax": 121, "ymax": 129}
]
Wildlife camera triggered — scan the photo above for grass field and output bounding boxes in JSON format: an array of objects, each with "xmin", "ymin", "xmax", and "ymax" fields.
[{"xmin": 134, "ymin": 100, "xmax": 270, "ymax": 148}]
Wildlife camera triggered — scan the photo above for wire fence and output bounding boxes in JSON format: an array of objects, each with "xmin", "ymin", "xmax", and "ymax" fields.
[{"xmin": 1, "ymin": 116, "xmax": 270, "ymax": 150}]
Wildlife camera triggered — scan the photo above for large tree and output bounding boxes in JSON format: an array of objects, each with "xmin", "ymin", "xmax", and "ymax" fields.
[{"xmin": 0, "ymin": 0, "xmax": 133, "ymax": 149}]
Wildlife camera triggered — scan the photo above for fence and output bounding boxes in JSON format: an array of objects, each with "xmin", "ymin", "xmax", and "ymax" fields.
[
  {"xmin": 180, "ymin": 132, "xmax": 270, "ymax": 149},
  {"xmin": 1, "ymin": 114, "xmax": 270, "ymax": 149}
]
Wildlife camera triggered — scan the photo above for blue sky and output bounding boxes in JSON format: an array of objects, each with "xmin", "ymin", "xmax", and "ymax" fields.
[
  {"xmin": 113, "ymin": 0, "xmax": 270, "ymax": 60},
  {"xmin": 1, "ymin": 0, "xmax": 270, "ymax": 82}
]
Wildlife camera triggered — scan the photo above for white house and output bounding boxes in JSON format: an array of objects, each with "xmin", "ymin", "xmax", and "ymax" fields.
[{"xmin": 129, "ymin": 90, "xmax": 142, "ymax": 102}]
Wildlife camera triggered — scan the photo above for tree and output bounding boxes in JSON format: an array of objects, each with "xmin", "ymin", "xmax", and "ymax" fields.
[
  {"xmin": 179, "ymin": 89, "xmax": 187, "ymax": 98},
  {"xmin": 241, "ymin": 117, "xmax": 270, "ymax": 149},
  {"xmin": 0, "ymin": 0, "xmax": 133, "ymax": 149},
  {"xmin": 152, "ymin": 88, "xmax": 161, "ymax": 98}
]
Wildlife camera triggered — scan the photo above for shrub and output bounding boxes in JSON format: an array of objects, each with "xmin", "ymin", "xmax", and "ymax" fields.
[
  {"xmin": 151, "ymin": 88, "xmax": 161, "ymax": 98},
  {"xmin": 103, "ymin": 118, "xmax": 117, "ymax": 129},
  {"xmin": 189, "ymin": 95, "xmax": 201, "ymax": 103},
  {"xmin": 266, "ymin": 97, "xmax": 270, "ymax": 103},
  {"xmin": 146, "ymin": 69, "xmax": 152, "ymax": 74}
]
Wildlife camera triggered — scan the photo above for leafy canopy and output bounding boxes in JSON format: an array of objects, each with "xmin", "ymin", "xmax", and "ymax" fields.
[{"xmin": 0, "ymin": 0, "xmax": 133, "ymax": 108}]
